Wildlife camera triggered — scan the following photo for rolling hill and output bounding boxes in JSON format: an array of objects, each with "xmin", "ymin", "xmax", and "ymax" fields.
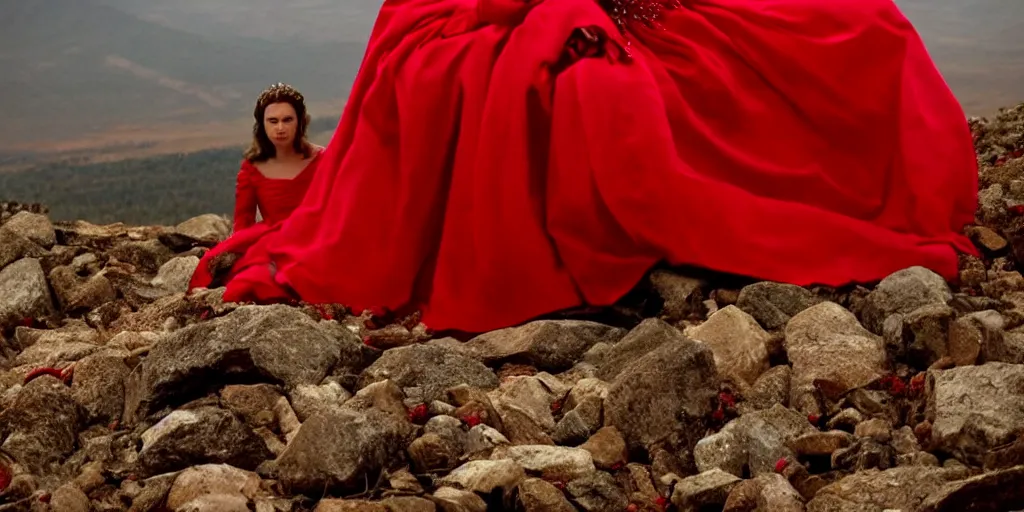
[
  {"xmin": 0, "ymin": 0, "xmax": 1020, "ymax": 167},
  {"xmin": 97, "ymin": 0, "xmax": 381, "ymax": 44},
  {"xmin": 0, "ymin": 0, "xmax": 366, "ymax": 148},
  {"xmin": 81, "ymin": 0, "xmax": 1024, "ymax": 117}
]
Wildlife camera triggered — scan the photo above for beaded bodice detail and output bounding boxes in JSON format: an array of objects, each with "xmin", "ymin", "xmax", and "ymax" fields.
[{"xmin": 599, "ymin": 0, "xmax": 680, "ymax": 30}]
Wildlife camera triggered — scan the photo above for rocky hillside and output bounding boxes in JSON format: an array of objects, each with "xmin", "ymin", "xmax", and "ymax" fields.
[
  {"xmin": 0, "ymin": 105, "xmax": 1022, "ymax": 512},
  {"xmin": 0, "ymin": 0, "xmax": 362, "ymax": 147}
]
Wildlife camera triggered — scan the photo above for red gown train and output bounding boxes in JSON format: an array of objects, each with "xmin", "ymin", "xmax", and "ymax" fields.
[{"xmin": 189, "ymin": 0, "xmax": 979, "ymax": 333}]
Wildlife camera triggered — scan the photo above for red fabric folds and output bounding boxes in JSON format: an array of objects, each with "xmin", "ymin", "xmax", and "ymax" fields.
[{"xmin": 190, "ymin": 0, "xmax": 978, "ymax": 333}]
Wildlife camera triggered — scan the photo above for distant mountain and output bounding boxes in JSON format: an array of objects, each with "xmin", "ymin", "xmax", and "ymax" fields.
[
  {"xmin": 102, "ymin": 0, "xmax": 1022, "ymax": 116},
  {"xmin": 2, "ymin": 0, "xmax": 1019, "ymax": 153},
  {"xmin": 0, "ymin": 0, "xmax": 366, "ymax": 146},
  {"xmin": 97, "ymin": 0, "xmax": 381, "ymax": 44}
]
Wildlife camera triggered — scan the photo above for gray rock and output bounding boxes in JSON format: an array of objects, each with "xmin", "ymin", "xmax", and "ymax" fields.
[
  {"xmin": 219, "ymin": 384, "xmax": 286, "ymax": 428},
  {"xmin": 685, "ymin": 305, "xmax": 770, "ymax": 385},
  {"xmin": 741, "ymin": 365, "xmax": 792, "ymax": 413},
  {"xmin": 431, "ymin": 487, "xmax": 487, "ymax": 512},
  {"xmin": 553, "ymin": 396, "xmax": 603, "ymax": 445},
  {"xmin": 592, "ymin": 318, "xmax": 685, "ymax": 381},
  {"xmin": 151, "ymin": 256, "xmax": 201, "ymax": 293},
  {"xmin": 564, "ymin": 378, "xmax": 609, "ymax": 411},
  {"xmin": 946, "ymin": 315, "xmax": 985, "ymax": 366},
  {"xmin": 125, "ymin": 473, "xmax": 177, "ymax": 511},
  {"xmin": 49, "ymin": 265, "xmax": 118, "ymax": 313},
  {"xmin": 785, "ymin": 302, "xmax": 887, "ymax": 415},
  {"xmin": 0, "ymin": 227, "xmax": 46, "ymax": 270},
  {"xmin": 517, "ymin": 477, "xmax": 576, "ymax": 512},
  {"xmin": 173, "ymin": 214, "xmax": 232, "ymax": 245},
  {"xmin": 287, "ymin": 382, "xmax": 352, "ymax": 423},
  {"xmin": 918, "ymin": 464, "xmax": 1024, "ymax": 512},
  {"xmin": 694, "ymin": 405, "xmax": 815, "ymax": 477},
  {"xmin": 49, "ymin": 483, "xmax": 90, "ymax": 512},
  {"xmin": 649, "ymin": 270, "xmax": 706, "ymax": 322},
  {"xmin": 466, "ymin": 424, "xmax": 509, "ymax": 456},
  {"xmin": 409, "ymin": 432, "xmax": 462, "ymax": 473},
  {"xmin": 565, "ymin": 471, "xmax": 629, "ymax": 512},
  {"xmin": 736, "ymin": 281, "xmax": 822, "ymax": 330},
  {"xmin": 53, "ymin": 219, "xmax": 129, "ymax": 247},
  {"xmin": 604, "ymin": 320, "xmax": 719, "ymax": 458},
  {"xmin": 0, "ymin": 258, "xmax": 56, "ymax": 330},
  {"xmin": 462, "ymin": 320, "xmax": 627, "ymax": 372},
  {"xmin": 491, "ymin": 445, "xmax": 595, "ymax": 481},
  {"xmin": 165, "ymin": 464, "xmax": 261, "ymax": 511},
  {"xmin": 381, "ymin": 496, "xmax": 438, "ymax": 512},
  {"xmin": 756, "ymin": 473, "xmax": 806, "ymax": 511},
  {"xmin": 358, "ymin": 344, "xmax": 498, "ymax": 404},
  {"xmin": 671, "ymin": 469, "xmax": 741, "ymax": 511},
  {"xmin": 2, "ymin": 211, "xmax": 56, "ymax": 248},
  {"xmin": 107, "ymin": 239, "xmax": 175, "ymax": 274},
  {"xmin": 275, "ymin": 408, "xmax": 416, "ymax": 495},
  {"xmin": 962, "ymin": 310, "xmax": 1024, "ymax": 364},
  {"xmin": 138, "ymin": 406, "xmax": 273, "ymax": 476},
  {"xmin": 13, "ymin": 322, "xmax": 100, "ymax": 350},
  {"xmin": 926, "ymin": 362, "xmax": 1024, "ymax": 465},
  {"xmin": 861, "ymin": 267, "xmax": 953, "ymax": 334},
  {"xmin": 440, "ymin": 459, "xmax": 526, "ymax": 494},
  {"xmin": 342, "ymin": 379, "xmax": 408, "ymax": 418},
  {"xmin": 0, "ymin": 380, "xmax": 81, "ymax": 476},
  {"xmin": 71, "ymin": 353, "xmax": 131, "ymax": 424},
  {"xmin": 723, "ymin": 473, "xmax": 805, "ymax": 512},
  {"xmin": 15, "ymin": 334, "xmax": 106, "ymax": 367},
  {"xmin": 806, "ymin": 466, "xmax": 968, "ymax": 512},
  {"xmin": 901, "ymin": 303, "xmax": 957, "ymax": 368},
  {"xmin": 127, "ymin": 305, "xmax": 357, "ymax": 421},
  {"xmin": 831, "ymin": 437, "xmax": 896, "ymax": 472},
  {"xmin": 489, "ymin": 375, "xmax": 558, "ymax": 440},
  {"xmin": 988, "ymin": 330, "xmax": 1024, "ymax": 364}
]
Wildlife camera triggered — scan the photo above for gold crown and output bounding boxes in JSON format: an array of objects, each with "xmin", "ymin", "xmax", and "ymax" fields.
[{"xmin": 256, "ymin": 82, "xmax": 305, "ymax": 109}]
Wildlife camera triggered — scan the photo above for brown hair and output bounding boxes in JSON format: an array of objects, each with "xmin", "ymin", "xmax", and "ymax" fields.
[{"xmin": 244, "ymin": 83, "xmax": 314, "ymax": 163}]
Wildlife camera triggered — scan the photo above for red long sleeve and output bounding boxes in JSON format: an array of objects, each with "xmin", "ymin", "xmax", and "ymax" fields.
[{"xmin": 233, "ymin": 162, "xmax": 258, "ymax": 232}]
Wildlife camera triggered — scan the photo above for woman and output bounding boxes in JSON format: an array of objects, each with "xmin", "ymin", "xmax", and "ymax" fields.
[
  {"xmin": 233, "ymin": 83, "xmax": 324, "ymax": 232},
  {"xmin": 188, "ymin": 83, "xmax": 322, "ymax": 290},
  {"xmin": 192, "ymin": 0, "xmax": 979, "ymax": 334}
]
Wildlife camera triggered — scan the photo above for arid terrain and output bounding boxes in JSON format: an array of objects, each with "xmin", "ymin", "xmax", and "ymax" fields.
[{"xmin": 0, "ymin": 0, "xmax": 364, "ymax": 163}]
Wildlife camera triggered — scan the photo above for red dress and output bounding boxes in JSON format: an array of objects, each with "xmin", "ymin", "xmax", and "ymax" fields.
[
  {"xmin": 231, "ymin": 151, "xmax": 323, "ymax": 232},
  {"xmin": 188, "ymin": 151, "xmax": 322, "ymax": 289},
  {"xmin": 191, "ymin": 0, "xmax": 978, "ymax": 334}
]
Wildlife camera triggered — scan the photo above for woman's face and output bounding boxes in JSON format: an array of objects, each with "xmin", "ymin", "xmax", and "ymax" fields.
[{"xmin": 264, "ymin": 102, "xmax": 299, "ymax": 150}]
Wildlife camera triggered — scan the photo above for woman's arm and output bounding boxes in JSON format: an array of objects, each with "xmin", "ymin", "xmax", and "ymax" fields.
[{"xmin": 233, "ymin": 163, "xmax": 258, "ymax": 232}]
